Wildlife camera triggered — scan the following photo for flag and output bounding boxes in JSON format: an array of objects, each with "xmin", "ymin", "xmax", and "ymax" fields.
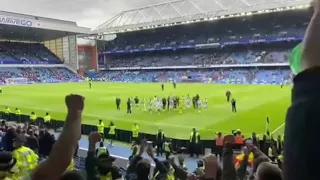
[
  {"xmin": 266, "ymin": 117, "xmax": 270, "ymax": 131},
  {"xmin": 290, "ymin": 43, "xmax": 303, "ymax": 75}
]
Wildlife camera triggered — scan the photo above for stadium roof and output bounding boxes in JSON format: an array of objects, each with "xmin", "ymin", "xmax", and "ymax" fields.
[
  {"xmin": 0, "ymin": 10, "xmax": 91, "ymax": 41},
  {"xmin": 93, "ymin": 0, "xmax": 311, "ymax": 35}
]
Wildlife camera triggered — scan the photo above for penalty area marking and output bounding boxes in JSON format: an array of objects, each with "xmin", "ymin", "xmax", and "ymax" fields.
[{"xmin": 271, "ymin": 123, "xmax": 285, "ymax": 135}]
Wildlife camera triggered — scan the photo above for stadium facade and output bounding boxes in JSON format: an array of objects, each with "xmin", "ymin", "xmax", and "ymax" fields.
[{"xmin": 0, "ymin": 10, "xmax": 91, "ymax": 74}]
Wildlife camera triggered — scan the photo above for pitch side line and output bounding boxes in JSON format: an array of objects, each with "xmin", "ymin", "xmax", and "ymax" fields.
[{"xmin": 271, "ymin": 123, "xmax": 285, "ymax": 135}]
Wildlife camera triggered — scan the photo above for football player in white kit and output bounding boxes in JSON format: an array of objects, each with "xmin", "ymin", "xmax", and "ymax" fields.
[
  {"xmin": 203, "ymin": 98, "xmax": 208, "ymax": 109},
  {"xmin": 169, "ymin": 96, "xmax": 174, "ymax": 112},
  {"xmin": 142, "ymin": 98, "xmax": 147, "ymax": 112},
  {"xmin": 185, "ymin": 95, "xmax": 191, "ymax": 111},
  {"xmin": 156, "ymin": 98, "xmax": 162, "ymax": 114},
  {"xmin": 197, "ymin": 99, "xmax": 202, "ymax": 113},
  {"xmin": 148, "ymin": 98, "xmax": 153, "ymax": 113}
]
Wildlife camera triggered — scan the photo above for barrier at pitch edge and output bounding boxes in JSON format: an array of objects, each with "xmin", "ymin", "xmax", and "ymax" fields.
[{"xmin": 0, "ymin": 112, "xmax": 266, "ymax": 155}]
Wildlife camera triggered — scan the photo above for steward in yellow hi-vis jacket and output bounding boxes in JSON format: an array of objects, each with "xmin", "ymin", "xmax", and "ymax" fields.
[{"xmin": 12, "ymin": 135, "xmax": 38, "ymax": 179}]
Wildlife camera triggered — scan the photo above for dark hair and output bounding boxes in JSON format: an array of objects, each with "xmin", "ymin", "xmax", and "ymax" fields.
[
  {"xmin": 253, "ymin": 156, "xmax": 270, "ymax": 173},
  {"xmin": 136, "ymin": 159, "xmax": 150, "ymax": 179},
  {"xmin": 60, "ymin": 170, "xmax": 84, "ymax": 180}
]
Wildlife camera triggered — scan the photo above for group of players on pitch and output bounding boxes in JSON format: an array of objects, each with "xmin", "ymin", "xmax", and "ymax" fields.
[{"xmin": 117, "ymin": 94, "xmax": 209, "ymax": 114}]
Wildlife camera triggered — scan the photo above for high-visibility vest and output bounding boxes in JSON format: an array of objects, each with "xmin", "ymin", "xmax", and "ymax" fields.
[
  {"xmin": 4, "ymin": 108, "xmax": 11, "ymax": 114},
  {"xmin": 66, "ymin": 158, "xmax": 74, "ymax": 171},
  {"xmin": 190, "ymin": 132, "xmax": 199, "ymax": 143},
  {"xmin": 215, "ymin": 136, "xmax": 224, "ymax": 146},
  {"xmin": 100, "ymin": 172, "xmax": 112, "ymax": 180},
  {"xmin": 109, "ymin": 125, "xmax": 116, "ymax": 135},
  {"xmin": 235, "ymin": 135, "xmax": 243, "ymax": 144},
  {"xmin": 154, "ymin": 168, "xmax": 175, "ymax": 180},
  {"xmin": 164, "ymin": 142, "xmax": 170, "ymax": 152},
  {"xmin": 15, "ymin": 110, "xmax": 21, "ymax": 115},
  {"xmin": 30, "ymin": 114, "xmax": 37, "ymax": 121},
  {"xmin": 96, "ymin": 147, "xmax": 107, "ymax": 157},
  {"xmin": 44, "ymin": 115, "xmax": 51, "ymax": 122},
  {"xmin": 132, "ymin": 125, "xmax": 139, "ymax": 138},
  {"xmin": 97, "ymin": 123, "xmax": 105, "ymax": 133},
  {"xmin": 12, "ymin": 146, "xmax": 38, "ymax": 178}
]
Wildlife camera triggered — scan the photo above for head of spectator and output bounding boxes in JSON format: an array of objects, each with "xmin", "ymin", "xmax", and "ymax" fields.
[
  {"xmin": 177, "ymin": 154, "xmax": 185, "ymax": 167},
  {"xmin": 256, "ymin": 162, "xmax": 283, "ymax": 180},
  {"xmin": 136, "ymin": 159, "xmax": 150, "ymax": 180},
  {"xmin": 15, "ymin": 126, "xmax": 22, "ymax": 134},
  {"xmin": 60, "ymin": 170, "xmax": 84, "ymax": 180},
  {"xmin": 28, "ymin": 130, "xmax": 35, "ymax": 137},
  {"xmin": 12, "ymin": 134, "xmax": 26, "ymax": 148},
  {"xmin": 97, "ymin": 152, "xmax": 116, "ymax": 175},
  {"xmin": 99, "ymin": 141, "xmax": 104, "ymax": 148},
  {"xmin": 0, "ymin": 151, "xmax": 17, "ymax": 179}
]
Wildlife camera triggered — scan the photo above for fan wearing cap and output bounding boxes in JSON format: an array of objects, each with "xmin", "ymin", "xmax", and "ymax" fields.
[
  {"xmin": 86, "ymin": 132, "xmax": 122, "ymax": 180},
  {"xmin": 0, "ymin": 151, "xmax": 18, "ymax": 180},
  {"xmin": 12, "ymin": 134, "xmax": 38, "ymax": 179}
]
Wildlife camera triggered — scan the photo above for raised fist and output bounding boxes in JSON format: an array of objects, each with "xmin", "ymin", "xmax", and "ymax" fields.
[
  {"xmin": 223, "ymin": 135, "xmax": 235, "ymax": 145},
  {"xmin": 89, "ymin": 132, "xmax": 101, "ymax": 143},
  {"xmin": 65, "ymin": 94, "xmax": 84, "ymax": 111}
]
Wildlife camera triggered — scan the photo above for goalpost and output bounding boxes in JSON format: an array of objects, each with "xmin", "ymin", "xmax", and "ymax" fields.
[{"xmin": 5, "ymin": 78, "xmax": 29, "ymax": 85}]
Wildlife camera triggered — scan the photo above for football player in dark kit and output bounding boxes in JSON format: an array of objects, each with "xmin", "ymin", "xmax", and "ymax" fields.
[
  {"xmin": 161, "ymin": 83, "xmax": 164, "ymax": 91},
  {"xmin": 116, "ymin": 97, "xmax": 121, "ymax": 110},
  {"xmin": 231, "ymin": 98, "xmax": 237, "ymax": 113},
  {"xmin": 226, "ymin": 90, "xmax": 231, "ymax": 102},
  {"xmin": 89, "ymin": 81, "xmax": 92, "ymax": 89},
  {"xmin": 173, "ymin": 81, "xmax": 176, "ymax": 89},
  {"xmin": 127, "ymin": 98, "xmax": 132, "ymax": 114}
]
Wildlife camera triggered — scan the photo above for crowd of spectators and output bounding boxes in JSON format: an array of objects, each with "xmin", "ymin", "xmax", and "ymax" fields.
[
  {"xmin": 0, "ymin": 67, "xmax": 83, "ymax": 84},
  {"xmin": 0, "ymin": 42, "xmax": 62, "ymax": 64},
  {"xmin": 102, "ymin": 9, "xmax": 308, "ymax": 52},
  {"xmin": 105, "ymin": 45, "xmax": 291, "ymax": 68},
  {"xmin": 93, "ymin": 68, "xmax": 292, "ymax": 84}
]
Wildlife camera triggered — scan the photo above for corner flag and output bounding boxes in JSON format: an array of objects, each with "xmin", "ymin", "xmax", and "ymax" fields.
[{"xmin": 266, "ymin": 117, "xmax": 270, "ymax": 131}]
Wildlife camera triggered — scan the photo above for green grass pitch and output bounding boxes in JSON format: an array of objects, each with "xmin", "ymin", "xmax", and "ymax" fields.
[{"xmin": 0, "ymin": 82, "xmax": 290, "ymax": 140}]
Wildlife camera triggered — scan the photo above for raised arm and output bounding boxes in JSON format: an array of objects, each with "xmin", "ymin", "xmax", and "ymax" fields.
[
  {"xmin": 301, "ymin": 1, "xmax": 320, "ymax": 71},
  {"xmin": 284, "ymin": 1, "xmax": 320, "ymax": 180},
  {"xmin": 32, "ymin": 94, "xmax": 84, "ymax": 180}
]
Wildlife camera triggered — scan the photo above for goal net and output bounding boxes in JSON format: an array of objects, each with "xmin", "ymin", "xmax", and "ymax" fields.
[{"xmin": 5, "ymin": 78, "xmax": 29, "ymax": 85}]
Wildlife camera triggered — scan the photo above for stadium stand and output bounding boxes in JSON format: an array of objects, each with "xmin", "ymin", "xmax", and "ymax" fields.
[{"xmin": 0, "ymin": 42, "xmax": 62, "ymax": 64}]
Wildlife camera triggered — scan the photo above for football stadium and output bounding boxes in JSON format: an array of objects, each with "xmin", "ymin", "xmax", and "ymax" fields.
[{"xmin": 0, "ymin": 0, "xmax": 314, "ymax": 178}]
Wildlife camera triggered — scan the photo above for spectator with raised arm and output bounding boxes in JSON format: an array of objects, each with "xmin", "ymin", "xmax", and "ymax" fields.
[
  {"xmin": 30, "ymin": 94, "xmax": 84, "ymax": 180},
  {"xmin": 85, "ymin": 132, "xmax": 122, "ymax": 180},
  {"xmin": 284, "ymin": 0, "xmax": 320, "ymax": 179}
]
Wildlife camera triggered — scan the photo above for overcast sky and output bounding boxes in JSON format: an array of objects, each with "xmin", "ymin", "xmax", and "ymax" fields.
[{"xmin": 0, "ymin": 0, "xmax": 164, "ymax": 29}]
